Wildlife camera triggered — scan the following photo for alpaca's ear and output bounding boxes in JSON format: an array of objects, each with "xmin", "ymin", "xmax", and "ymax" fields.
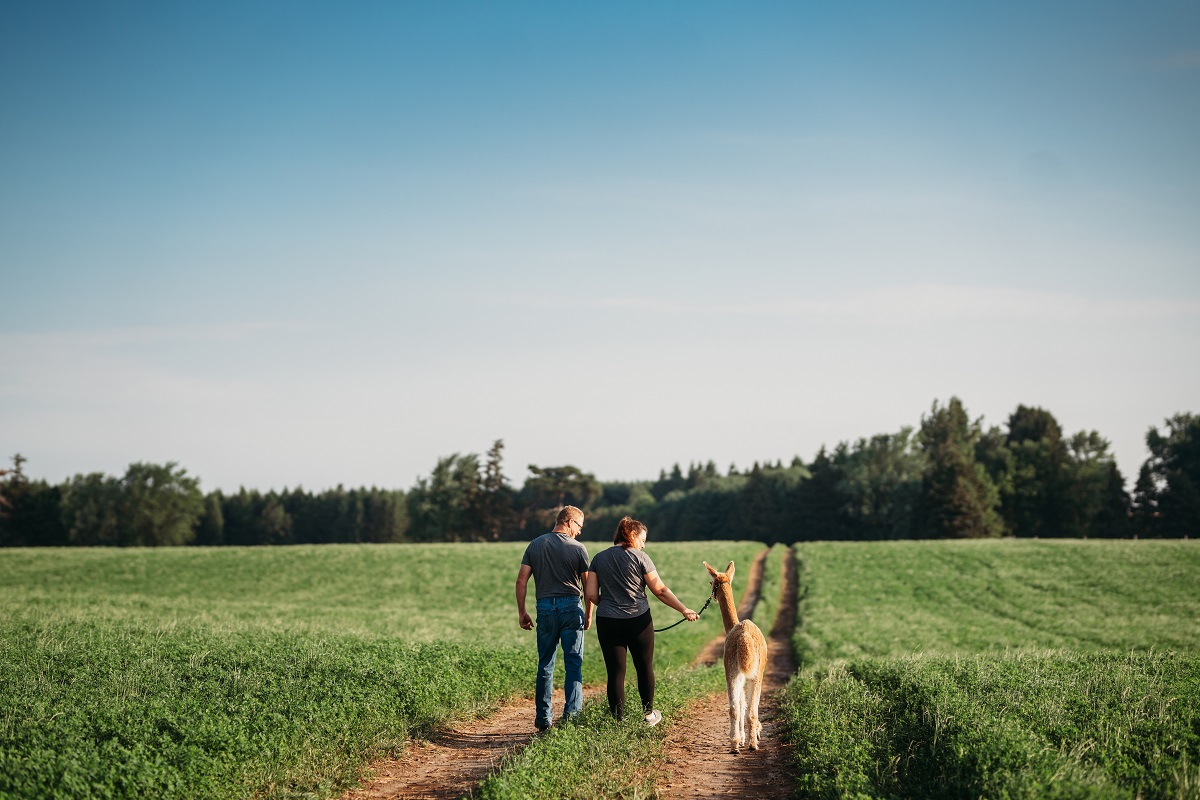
[
  {"xmin": 704, "ymin": 561, "xmax": 719, "ymax": 578},
  {"xmin": 726, "ymin": 561, "xmax": 735, "ymax": 580}
]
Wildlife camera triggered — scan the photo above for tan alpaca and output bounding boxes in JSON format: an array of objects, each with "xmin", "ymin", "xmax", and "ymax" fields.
[{"xmin": 704, "ymin": 560, "xmax": 768, "ymax": 753}]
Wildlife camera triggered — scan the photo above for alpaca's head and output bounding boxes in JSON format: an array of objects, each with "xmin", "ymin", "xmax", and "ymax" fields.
[{"xmin": 703, "ymin": 560, "xmax": 735, "ymax": 591}]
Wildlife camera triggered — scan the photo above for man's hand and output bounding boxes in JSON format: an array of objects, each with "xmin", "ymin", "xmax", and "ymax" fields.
[
  {"xmin": 584, "ymin": 612, "xmax": 593, "ymax": 631},
  {"xmin": 683, "ymin": 608, "xmax": 699, "ymax": 622},
  {"xmin": 520, "ymin": 612, "xmax": 534, "ymax": 630}
]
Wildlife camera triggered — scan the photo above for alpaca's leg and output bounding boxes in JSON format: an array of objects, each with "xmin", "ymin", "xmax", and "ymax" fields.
[
  {"xmin": 727, "ymin": 673, "xmax": 746, "ymax": 751},
  {"xmin": 747, "ymin": 676, "xmax": 763, "ymax": 750}
]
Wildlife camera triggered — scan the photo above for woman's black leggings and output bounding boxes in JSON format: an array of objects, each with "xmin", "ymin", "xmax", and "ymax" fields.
[{"xmin": 596, "ymin": 611, "xmax": 655, "ymax": 719}]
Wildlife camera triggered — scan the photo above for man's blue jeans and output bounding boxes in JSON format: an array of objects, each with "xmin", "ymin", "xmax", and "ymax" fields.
[{"xmin": 534, "ymin": 596, "xmax": 585, "ymax": 729}]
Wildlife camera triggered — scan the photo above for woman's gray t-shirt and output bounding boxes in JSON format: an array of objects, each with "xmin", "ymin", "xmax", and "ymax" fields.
[{"xmin": 591, "ymin": 546, "xmax": 657, "ymax": 619}]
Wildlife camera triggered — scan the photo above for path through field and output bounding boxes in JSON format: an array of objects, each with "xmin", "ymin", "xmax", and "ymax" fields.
[
  {"xmin": 657, "ymin": 548, "xmax": 798, "ymax": 799},
  {"xmin": 341, "ymin": 685, "xmax": 607, "ymax": 800},
  {"xmin": 341, "ymin": 548, "xmax": 784, "ymax": 800}
]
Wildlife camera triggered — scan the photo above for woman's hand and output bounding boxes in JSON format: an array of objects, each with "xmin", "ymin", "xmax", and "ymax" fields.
[{"xmin": 683, "ymin": 608, "xmax": 699, "ymax": 621}]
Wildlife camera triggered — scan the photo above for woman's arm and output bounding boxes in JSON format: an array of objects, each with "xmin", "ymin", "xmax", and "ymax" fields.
[
  {"xmin": 584, "ymin": 571, "xmax": 600, "ymax": 606},
  {"xmin": 646, "ymin": 571, "xmax": 698, "ymax": 620}
]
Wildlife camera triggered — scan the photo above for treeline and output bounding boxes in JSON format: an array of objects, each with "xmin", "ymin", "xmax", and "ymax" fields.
[{"xmin": 2, "ymin": 401, "xmax": 1197, "ymax": 546}]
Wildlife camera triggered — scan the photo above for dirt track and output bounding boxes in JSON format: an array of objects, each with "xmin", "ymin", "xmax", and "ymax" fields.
[
  {"xmin": 341, "ymin": 686, "xmax": 606, "ymax": 800},
  {"xmin": 341, "ymin": 547, "xmax": 797, "ymax": 800},
  {"xmin": 657, "ymin": 548, "xmax": 798, "ymax": 799}
]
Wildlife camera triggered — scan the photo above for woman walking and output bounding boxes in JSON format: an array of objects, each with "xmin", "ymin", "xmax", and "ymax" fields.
[{"xmin": 585, "ymin": 516, "xmax": 698, "ymax": 725}]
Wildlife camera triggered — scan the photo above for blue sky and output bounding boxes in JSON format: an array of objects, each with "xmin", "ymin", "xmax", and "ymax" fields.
[{"xmin": 2, "ymin": 1, "xmax": 1198, "ymax": 493}]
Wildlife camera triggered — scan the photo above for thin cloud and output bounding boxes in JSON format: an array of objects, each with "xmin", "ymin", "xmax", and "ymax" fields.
[
  {"xmin": 0, "ymin": 321, "xmax": 311, "ymax": 350},
  {"xmin": 483, "ymin": 286, "xmax": 1200, "ymax": 325}
]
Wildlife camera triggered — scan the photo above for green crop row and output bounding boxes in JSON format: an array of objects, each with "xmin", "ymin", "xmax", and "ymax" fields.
[
  {"xmin": 781, "ymin": 540, "xmax": 1200, "ymax": 800},
  {"xmin": 780, "ymin": 651, "xmax": 1200, "ymax": 800}
]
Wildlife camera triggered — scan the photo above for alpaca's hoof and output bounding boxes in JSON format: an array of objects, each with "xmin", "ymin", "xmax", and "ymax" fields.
[{"xmin": 750, "ymin": 743, "xmax": 759, "ymax": 751}]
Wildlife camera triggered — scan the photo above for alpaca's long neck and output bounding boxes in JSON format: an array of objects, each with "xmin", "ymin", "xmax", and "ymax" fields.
[{"xmin": 717, "ymin": 583, "xmax": 739, "ymax": 634}]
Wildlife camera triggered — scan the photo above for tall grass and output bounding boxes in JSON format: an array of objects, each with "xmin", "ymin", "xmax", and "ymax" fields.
[
  {"xmin": 784, "ymin": 651, "xmax": 1200, "ymax": 799},
  {"xmin": 780, "ymin": 540, "xmax": 1200, "ymax": 800}
]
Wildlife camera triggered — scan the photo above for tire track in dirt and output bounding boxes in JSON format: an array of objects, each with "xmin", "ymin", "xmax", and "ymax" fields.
[
  {"xmin": 657, "ymin": 547, "xmax": 798, "ymax": 799},
  {"xmin": 341, "ymin": 684, "xmax": 606, "ymax": 800},
  {"xmin": 342, "ymin": 680, "xmax": 607, "ymax": 800}
]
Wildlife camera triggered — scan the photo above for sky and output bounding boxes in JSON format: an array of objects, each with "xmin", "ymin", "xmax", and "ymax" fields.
[{"xmin": 2, "ymin": 1, "xmax": 1198, "ymax": 494}]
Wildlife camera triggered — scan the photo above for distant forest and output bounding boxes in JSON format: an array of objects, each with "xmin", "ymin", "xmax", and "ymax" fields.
[{"xmin": 2, "ymin": 399, "xmax": 1197, "ymax": 547}]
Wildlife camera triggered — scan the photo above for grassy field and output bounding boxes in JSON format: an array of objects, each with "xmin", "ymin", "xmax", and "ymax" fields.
[
  {"xmin": 0, "ymin": 539, "xmax": 761, "ymax": 800},
  {"xmin": 780, "ymin": 539, "xmax": 1200, "ymax": 800}
]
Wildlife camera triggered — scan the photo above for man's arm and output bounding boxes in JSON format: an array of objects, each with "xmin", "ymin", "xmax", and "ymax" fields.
[
  {"xmin": 582, "ymin": 570, "xmax": 596, "ymax": 630},
  {"xmin": 516, "ymin": 564, "xmax": 534, "ymax": 629}
]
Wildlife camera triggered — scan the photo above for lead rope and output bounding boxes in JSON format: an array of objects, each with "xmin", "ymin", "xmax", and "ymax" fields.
[{"xmin": 653, "ymin": 584, "xmax": 716, "ymax": 632}]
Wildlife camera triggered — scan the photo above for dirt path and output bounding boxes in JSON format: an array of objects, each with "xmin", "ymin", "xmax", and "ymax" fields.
[
  {"xmin": 341, "ymin": 548, "xmax": 786, "ymax": 800},
  {"xmin": 657, "ymin": 548, "xmax": 798, "ymax": 799},
  {"xmin": 341, "ymin": 685, "xmax": 606, "ymax": 800}
]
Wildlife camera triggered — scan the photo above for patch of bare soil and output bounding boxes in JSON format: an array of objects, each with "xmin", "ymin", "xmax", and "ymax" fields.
[
  {"xmin": 657, "ymin": 548, "xmax": 798, "ymax": 800},
  {"xmin": 342, "ymin": 685, "xmax": 606, "ymax": 800}
]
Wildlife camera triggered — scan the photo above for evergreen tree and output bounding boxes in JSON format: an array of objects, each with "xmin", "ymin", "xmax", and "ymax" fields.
[
  {"xmin": 0, "ymin": 455, "xmax": 67, "ymax": 546},
  {"xmin": 220, "ymin": 489, "xmax": 260, "ymax": 545},
  {"xmin": 2, "ymin": 455, "xmax": 18, "ymax": 543},
  {"xmin": 61, "ymin": 472, "xmax": 123, "ymax": 546},
  {"xmin": 256, "ymin": 493, "xmax": 294, "ymax": 544},
  {"xmin": 1131, "ymin": 462, "xmax": 1160, "ymax": 536},
  {"xmin": 476, "ymin": 439, "xmax": 516, "ymax": 541},
  {"xmin": 792, "ymin": 446, "xmax": 852, "ymax": 540},
  {"xmin": 195, "ymin": 490, "xmax": 225, "ymax": 545},
  {"xmin": 917, "ymin": 398, "xmax": 1004, "ymax": 538},
  {"xmin": 974, "ymin": 425, "xmax": 1015, "ymax": 534},
  {"xmin": 1091, "ymin": 461, "xmax": 1132, "ymax": 537},
  {"xmin": 840, "ymin": 429, "xmax": 924, "ymax": 539},
  {"xmin": 1063, "ymin": 431, "xmax": 1129, "ymax": 538},
  {"xmin": 407, "ymin": 454, "xmax": 481, "ymax": 541},
  {"xmin": 1142, "ymin": 413, "xmax": 1200, "ymax": 537},
  {"xmin": 1004, "ymin": 405, "xmax": 1070, "ymax": 536}
]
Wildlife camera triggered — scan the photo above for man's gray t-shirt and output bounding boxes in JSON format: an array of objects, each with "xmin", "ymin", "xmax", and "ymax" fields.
[
  {"xmin": 521, "ymin": 532, "xmax": 591, "ymax": 599},
  {"xmin": 591, "ymin": 546, "xmax": 657, "ymax": 619}
]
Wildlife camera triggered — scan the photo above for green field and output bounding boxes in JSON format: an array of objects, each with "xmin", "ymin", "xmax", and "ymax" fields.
[
  {"xmin": 781, "ymin": 540, "xmax": 1200, "ymax": 800},
  {"xmin": 0, "ymin": 540, "xmax": 762, "ymax": 800},
  {"xmin": 6, "ymin": 538, "xmax": 1197, "ymax": 799}
]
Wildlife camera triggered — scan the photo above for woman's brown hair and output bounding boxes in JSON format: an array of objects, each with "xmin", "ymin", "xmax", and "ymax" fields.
[{"xmin": 613, "ymin": 516, "xmax": 647, "ymax": 548}]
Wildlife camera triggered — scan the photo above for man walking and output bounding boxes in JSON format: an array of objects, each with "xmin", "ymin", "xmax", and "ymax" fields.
[{"xmin": 515, "ymin": 505, "xmax": 593, "ymax": 732}]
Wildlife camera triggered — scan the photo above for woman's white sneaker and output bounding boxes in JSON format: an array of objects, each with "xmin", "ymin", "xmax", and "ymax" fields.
[{"xmin": 644, "ymin": 709, "xmax": 662, "ymax": 727}]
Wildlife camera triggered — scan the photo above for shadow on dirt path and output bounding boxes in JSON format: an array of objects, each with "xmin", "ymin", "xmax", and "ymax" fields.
[{"xmin": 658, "ymin": 547, "xmax": 798, "ymax": 799}]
